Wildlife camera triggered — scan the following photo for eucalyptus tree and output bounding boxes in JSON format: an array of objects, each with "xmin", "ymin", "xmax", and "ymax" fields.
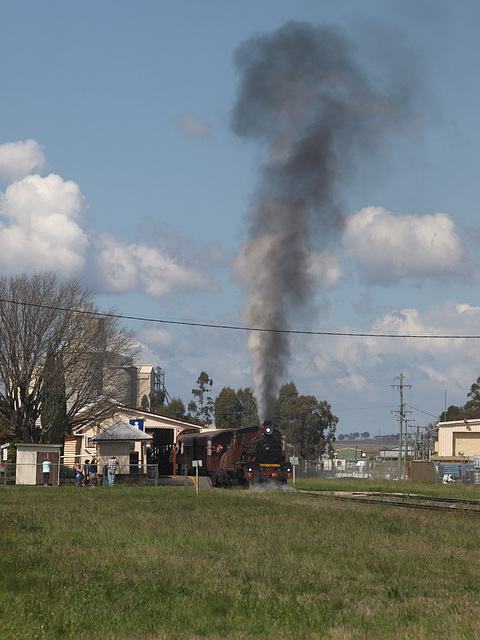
[
  {"xmin": 214, "ymin": 387, "xmax": 242, "ymax": 430},
  {"xmin": 273, "ymin": 381, "xmax": 338, "ymax": 460},
  {"xmin": 188, "ymin": 371, "xmax": 214, "ymax": 425},
  {"xmin": 237, "ymin": 387, "xmax": 259, "ymax": 427},
  {"xmin": 160, "ymin": 398, "xmax": 187, "ymax": 420},
  {"xmin": 213, "ymin": 386, "xmax": 259, "ymax": 429},
  {"xmin": 0, "ymin": 272, "xmax": 139, "ymax": 443}
]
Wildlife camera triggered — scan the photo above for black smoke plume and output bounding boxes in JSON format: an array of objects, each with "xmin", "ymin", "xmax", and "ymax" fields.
[{"xmin": 231, "ymin": 21, "xmax": 412, "ymax": 421}]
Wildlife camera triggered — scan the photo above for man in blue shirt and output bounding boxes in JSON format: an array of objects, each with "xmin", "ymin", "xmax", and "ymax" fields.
[{"xmin": 42, "ymin": 458, "xmax": 51, "ymax": 486}]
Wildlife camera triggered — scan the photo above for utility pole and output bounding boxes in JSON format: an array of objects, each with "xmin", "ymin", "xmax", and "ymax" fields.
[
  {"xmin": 392, "ymin": 374, "xmax": 412, "ymax": 480},
  {"xmin": 404, "ymin": 417, "xmax": 416, "ymax": 461}
]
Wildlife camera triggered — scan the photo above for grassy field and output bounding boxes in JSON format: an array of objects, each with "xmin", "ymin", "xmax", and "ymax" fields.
[{"xmin": 1, "ymin": 480, "xmax": 480, "ymax": 639}]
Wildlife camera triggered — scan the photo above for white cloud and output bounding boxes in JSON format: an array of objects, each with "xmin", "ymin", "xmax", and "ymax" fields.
[
  {"xmin": 140, "ymin": 327, "xmax": 173, "ymax": 351},
  {"xmin": 90, "ymin": 234, "xmax": 215, "ymax": 297},
  {"xmin": 0, "ymin": 140, "xmax": 48, "ymax": 184},
  {"xmin": 0, "ymin": 173, "xmax": 90, "ymax": 275},
  {"xmin": 457, "ymin": 302, "xmax": 480, "ymax": 316},
  {"xmin": 306, "ymin": 249, "xmax": 344, "ymax": 291},
  {"xmin": 342, "ymin": 206, "xmax": 469, "ymax": 285},
  {"xmin": 175, "ymin": 112, "xmax": 211, "ymax": 139},
  {"xmin": 0, "ymin": 141, "xmax": 221, "ymax": 298}
]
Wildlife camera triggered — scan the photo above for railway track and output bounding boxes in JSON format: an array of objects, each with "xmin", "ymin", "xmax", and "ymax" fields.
[{"xmin": 298, "ymin": 490, "xmax": 480, "ymax": 514}]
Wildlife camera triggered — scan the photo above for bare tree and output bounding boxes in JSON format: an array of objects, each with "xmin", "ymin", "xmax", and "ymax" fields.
[{"xmin": 0, "ymin": 273, "xmax": 139, "ymax": 443}]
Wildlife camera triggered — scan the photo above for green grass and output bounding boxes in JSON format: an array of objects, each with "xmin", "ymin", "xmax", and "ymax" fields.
[{"xmin": 1, "ymin": 482, "xmax": 480, "ymax": 639}]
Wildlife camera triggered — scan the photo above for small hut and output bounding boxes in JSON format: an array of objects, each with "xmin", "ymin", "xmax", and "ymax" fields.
[
  {"xmin": 15, "ymin": 443, "xmax": 63, "ymax": 486},
  {"xmin": 92, "ymin": 420, "xmax": 152, "ymax": 476}
]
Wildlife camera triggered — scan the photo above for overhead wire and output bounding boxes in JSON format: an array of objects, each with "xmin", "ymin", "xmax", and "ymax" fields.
[
  {"xmin": 1, "ymin": 297, "xmax": 479, "ymax": 339},
  {"xmin": 404, "ymin": 403, "xmax": 439, "ymax": 419}
]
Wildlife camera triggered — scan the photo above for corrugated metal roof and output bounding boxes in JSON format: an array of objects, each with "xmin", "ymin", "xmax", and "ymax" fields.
[{"xmin": 92, "ymin": 420, "xmax": 153, "ymax": 441}]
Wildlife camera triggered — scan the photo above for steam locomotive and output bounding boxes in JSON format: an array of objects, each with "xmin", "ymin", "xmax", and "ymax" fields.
[{"xmin": 177, "ymin": 421, "xmax": 292, "ymax": 488}]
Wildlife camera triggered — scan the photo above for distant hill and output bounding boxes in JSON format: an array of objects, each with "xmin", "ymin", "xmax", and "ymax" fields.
[{"xmin": 333, "ymin": 436, "xmax": 399, "ymax": 453}]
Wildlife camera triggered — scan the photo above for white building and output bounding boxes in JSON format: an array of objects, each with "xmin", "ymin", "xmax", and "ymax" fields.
[{"xmin": 436, "ymin": 419, "xmax": 480, "ymax": 458}]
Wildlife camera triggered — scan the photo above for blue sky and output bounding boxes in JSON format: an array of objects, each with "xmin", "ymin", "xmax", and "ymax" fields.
[{"xmin": 1, "ymin": 0, "xmax": 480, "ymax": 434}]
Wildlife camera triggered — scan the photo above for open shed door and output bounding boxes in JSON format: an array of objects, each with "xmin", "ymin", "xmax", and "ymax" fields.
[{"xmin": 36, "ymin": 451, "xmax": 60, "ymax": 485}]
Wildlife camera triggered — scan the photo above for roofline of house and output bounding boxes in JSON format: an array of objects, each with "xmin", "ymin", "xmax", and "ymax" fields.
[
  {"xmin": 72, "ymin": 397, "xmax": 204, "ymax": 435},
  {"xmin": 117, "ymin": 403, "xmax": 204, "ymax": 427}
]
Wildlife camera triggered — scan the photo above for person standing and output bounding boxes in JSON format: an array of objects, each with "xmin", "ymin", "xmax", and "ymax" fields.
[
  {"xmin": 89, "ymin": 457, "xmax": 98, "ymax": 486},
  {"xmin": 42, "ymin": 458, "xmax": 51, "ymax": 486},
  {"xmin": 75, "ymin": 462, "xmax": 83, "ymax": 487},
  {"xmin": 216, "ymin": 444, "xmax": 224, "ymax": 469},
  {"xmin": 176, "ymin": 448, "xmax": 184, "ymax": 475},
  {"xmin": 83, "ymin": 460, "xmax": 91, "ymax": 486},
  {"xmin": 106, "ymin": 455, "xmax": 118, "ymax": 485}
]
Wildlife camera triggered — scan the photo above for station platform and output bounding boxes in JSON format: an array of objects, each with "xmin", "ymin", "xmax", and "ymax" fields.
[{"xmin": 158, "ymin": 475, "xmax": 213, "ymax": 489}]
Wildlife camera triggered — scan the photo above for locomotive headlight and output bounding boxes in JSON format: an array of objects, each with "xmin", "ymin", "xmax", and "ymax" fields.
[{"xmin": 264, "ymin": 424, "xmax": 273, "ymax": 436}]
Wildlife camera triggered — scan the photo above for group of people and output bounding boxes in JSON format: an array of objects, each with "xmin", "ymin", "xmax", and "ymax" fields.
[
  {"xmin": 42, "ymin": 455, "xmax": 119, "ymax": 486},
  {"xmin": 75, "ymin": 457, "xmax": 98, "ymax": 486},
  {"xmin": 168, "ymin": 447, "xmax": 184, "ymax": 475},
  {"xmin": 74, "ymin": 456, "xmax": 119, "ymax": 486}
]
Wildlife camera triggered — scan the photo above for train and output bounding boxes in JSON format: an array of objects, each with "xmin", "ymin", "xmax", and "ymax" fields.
[{"xmin": 177, "ymin": 420, "xmax": 293, "ymax": 488}]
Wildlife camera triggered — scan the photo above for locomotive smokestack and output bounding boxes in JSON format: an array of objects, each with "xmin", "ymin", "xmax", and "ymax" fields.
[{"xmin": 231, "ymin": 21, "xmax": 414, "ymax": 421}]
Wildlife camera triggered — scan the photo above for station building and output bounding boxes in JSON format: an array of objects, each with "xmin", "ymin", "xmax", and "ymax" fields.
[{"xmin": 64, "ymin": 397, "xmax": 203, "ymax": 475}]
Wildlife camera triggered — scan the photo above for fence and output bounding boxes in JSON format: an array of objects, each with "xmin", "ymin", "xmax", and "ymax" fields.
[
  {"xmin": 0, "ymin": 462, "xmax": 160, "ymax": 487},
  {"xmin": 295, "ymin": 459, "xmax": 403, "ymax": 481},
  {"xmin": 433, "ymin": 458, "xmax": 480, "ymax": 485},
  {"xmin": 294, "ymin": 458, "xmax": 480, "ymax": 484}
]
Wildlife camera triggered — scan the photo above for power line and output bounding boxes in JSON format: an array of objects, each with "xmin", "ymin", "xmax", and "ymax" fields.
[
  {"xmin": 338, "ymin": 405, "xmax": 394, "ymax": 411},
  {"xmin": 404, "ymin": 403, "xmax": 438, "ymax": 419},
  {"xmin": 1, "ymin": 296, "xmax": 480, "ymax": 339}
]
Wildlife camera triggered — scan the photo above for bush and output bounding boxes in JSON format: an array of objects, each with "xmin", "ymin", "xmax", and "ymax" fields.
[{"xmin": 60, "ymin": 464, "xmax": 76, "ymax": 479}]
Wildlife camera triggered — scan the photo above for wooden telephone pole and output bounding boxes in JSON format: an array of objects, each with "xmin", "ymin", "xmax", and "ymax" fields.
[{"xmin": 392, "ymin": 374, "xmax": 412, "ymax": 479}]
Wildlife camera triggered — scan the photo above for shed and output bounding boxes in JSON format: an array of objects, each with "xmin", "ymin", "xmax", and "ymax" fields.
[
  {"xmin": 437, "ymin": 419, "xmax": 480, "ymax": 457},
  {"xmin": 15, "ymin": 443, "xmax": 63, "ymax": 486},
  {"xmin": 379, "ymin": 445, "xmax": 415, "ymax": 460},
  {"xmin": 92, "ymin": 420, "xmax": 152, "ymax": 475}
]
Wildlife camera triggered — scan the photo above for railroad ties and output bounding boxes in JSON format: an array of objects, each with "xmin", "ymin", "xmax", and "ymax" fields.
[{"xmin": 298, "ymin": 490, "xmax": 480, "ymax": 514}]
